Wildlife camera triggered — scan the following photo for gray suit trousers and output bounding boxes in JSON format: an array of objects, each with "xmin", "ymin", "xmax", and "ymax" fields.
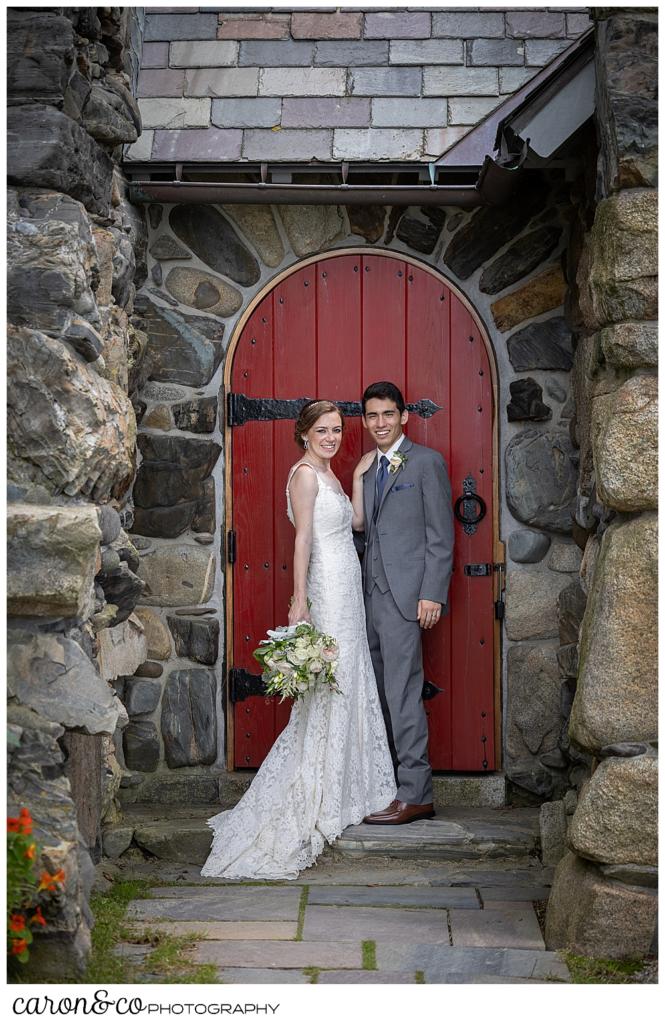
[{"xmin": 365, "ymin": 585, "xmax": 433, "ymax": 805}]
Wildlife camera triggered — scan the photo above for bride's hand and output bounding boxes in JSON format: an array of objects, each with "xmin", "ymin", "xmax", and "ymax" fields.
[
  {"xmin": 354, "ymin": 451, "xmax": 376, "ymax": 479},
  {"xmin": 288, "ymin": 598, "xmax": 311, "ymax": 626}
]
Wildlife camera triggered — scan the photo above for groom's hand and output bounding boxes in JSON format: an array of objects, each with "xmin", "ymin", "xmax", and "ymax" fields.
[{"xmin": 418, "ymin": 599, "xmax": 441, "ymax": 629}]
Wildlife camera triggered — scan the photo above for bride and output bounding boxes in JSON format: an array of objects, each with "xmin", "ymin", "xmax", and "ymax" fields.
[{"xmin": 201, "ymin": 399, "xmax": 396, "ymax": 880}]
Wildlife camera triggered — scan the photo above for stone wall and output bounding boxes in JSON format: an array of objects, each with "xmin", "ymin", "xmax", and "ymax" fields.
[
  {"xmin": 544, "ymin": 8, "xmax": 658, "ymax": 959},
  {"xmin": 120, "ymin": 166, "xmax": 587, "ymax": 807},
  {"xmin": 128, "ymin": 5, "xmax": 591, "ymax": 163},
  {"xmin": 6, "ymin": 7, "xmax": 147, "ymax": 978}
]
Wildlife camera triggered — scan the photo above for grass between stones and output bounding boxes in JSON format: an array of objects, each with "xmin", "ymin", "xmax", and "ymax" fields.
[
  {"xmin": 302, "ymin": 966, "xmax": 320, "ymax": 983},
  {"xmin": 415, "ymin": 970, "xmax": 425, "ymax": 984},
  {"xmin": 564, "ymin": 952, "xmax": 649, "ymax": 984},
  {"xmin": 85, "ymin": 879, "xmax": 217, "ymax": 984},
  {"xmin": 361, "ymin": 940, "xmax": 377, "ymax": 970},
  {"xmin": 295, "ymin": 885, "xmax": 309, "ymax": 941}
]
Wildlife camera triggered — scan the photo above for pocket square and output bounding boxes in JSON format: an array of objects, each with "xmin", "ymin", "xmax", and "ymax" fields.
[{"xmin": 394, "ymin": 482, "xmax": 415, "ymax": 491}]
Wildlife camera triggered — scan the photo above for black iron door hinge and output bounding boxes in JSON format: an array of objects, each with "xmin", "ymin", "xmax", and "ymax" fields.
[
  {"xmin": 229, "ymin": 667, "xmax": 265, "ymax": 702},
  {"xmin": 226, "ymin": 392, "xmax": 442, "ymax": 427},
  {"xmin": 227, "ymin": 529, "xmax": 237, "ymax": 565}
]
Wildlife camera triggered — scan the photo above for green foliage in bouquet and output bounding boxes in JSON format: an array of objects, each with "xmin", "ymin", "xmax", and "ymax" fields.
[{"xmin": 253, "ymin": 623, "xmax": 341, "ymax": 701}]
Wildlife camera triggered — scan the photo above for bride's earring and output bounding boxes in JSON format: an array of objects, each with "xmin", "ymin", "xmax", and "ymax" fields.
[{"xmin": 303, "ymin": 438, "xmax": 309, "ymax": 449}]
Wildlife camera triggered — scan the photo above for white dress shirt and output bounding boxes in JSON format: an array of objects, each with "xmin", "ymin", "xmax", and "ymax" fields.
[{"xmin": 376, "ymin": 434, "xmax": 405, "ymax": 467}]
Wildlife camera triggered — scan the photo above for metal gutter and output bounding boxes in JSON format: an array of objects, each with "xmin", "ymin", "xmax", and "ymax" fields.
[{"xmin": 128, "ymin": 152, "xmax": 526, "ymax": 207}]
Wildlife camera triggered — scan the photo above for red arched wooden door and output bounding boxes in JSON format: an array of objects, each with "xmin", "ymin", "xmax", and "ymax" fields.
[{"xmin": 225, "ymin": 251, "xmax": 500, "ymax": 772}]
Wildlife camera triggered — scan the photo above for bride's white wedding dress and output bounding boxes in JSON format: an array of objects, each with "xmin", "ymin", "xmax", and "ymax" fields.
[{"xmin": 201, "ymin": 462, "xmax": 396, "ymax": 880}]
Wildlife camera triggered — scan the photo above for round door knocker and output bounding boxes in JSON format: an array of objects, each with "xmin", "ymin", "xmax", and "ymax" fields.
[
  {"xmin": 454, "ymin": 492, "xmax": 486, "ymax": 525},
  {"xmin": 454, "ymin": 476, "xmax": 487, "ymax": 535}
]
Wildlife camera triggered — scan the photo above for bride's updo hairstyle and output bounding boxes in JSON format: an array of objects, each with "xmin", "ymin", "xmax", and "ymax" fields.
[{"xmin": 294, "ymin": 400, "xmax": 344, "ymax": 450}]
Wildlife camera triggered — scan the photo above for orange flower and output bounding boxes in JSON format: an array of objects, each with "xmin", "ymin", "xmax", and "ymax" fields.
[
  {"xmin": 9, "ymin": 914, "xmax": 26, "ymax": 933},
  {"xmin": 11, "ymin": 938, "xmax": 28, "ymax": 956},
  {"xmin": 7, "ymin": 818, "xmax": 20, "ymax": 833},
  {"xmin": 30, "ymin": 907, "xmax": 47, "ymax": 928},
  {"xmin": 24, "ymin": 843, "xmax": 37, "ymax": 861},
  {"xmin": 19, "ymin": 808, "xmax": 31, "ymax": 821},
  {"xmin": 38, "ymin": 868, "xmax": 65, "ymax": 892}
]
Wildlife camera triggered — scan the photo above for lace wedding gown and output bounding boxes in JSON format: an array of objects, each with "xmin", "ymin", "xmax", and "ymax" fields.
[{"xmin": 201, "ymin": 462, "xmax": 396, "ymax": 880}]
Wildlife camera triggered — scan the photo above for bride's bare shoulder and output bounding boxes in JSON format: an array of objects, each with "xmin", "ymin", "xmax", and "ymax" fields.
[{"xmin": 287, "ymin": 461, "xmax": 319, "ymax": 490}]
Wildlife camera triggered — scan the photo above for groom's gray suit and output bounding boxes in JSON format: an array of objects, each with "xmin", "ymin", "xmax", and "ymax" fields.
[{"xmin": 361, "ymin": 436, "xmax": 454, "ymax": 805}]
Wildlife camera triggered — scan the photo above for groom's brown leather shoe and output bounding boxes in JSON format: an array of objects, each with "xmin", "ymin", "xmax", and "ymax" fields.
[{"xmin": 363, "ymin": 801, "xmax": 435, "ymax": 825}]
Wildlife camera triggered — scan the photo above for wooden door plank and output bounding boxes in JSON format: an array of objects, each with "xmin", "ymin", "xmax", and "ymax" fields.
[
  {"xmin": 406, "ymin": 268, "xmax": 452, "ymax": 769},
  {"xmin": 449, "ymin": 295, "xmax": 495, "ymax": 770}
]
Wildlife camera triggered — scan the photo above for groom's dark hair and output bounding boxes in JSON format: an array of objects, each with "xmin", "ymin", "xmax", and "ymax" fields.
[{"xmin": 362, "ymin": 381, "xmax": 406, "ymax": 414}]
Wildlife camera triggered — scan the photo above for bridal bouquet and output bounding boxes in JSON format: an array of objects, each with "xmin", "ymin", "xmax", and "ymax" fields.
[{"xmin": 253, "ymin": 623, "xmax": 341, "ymax": 701}]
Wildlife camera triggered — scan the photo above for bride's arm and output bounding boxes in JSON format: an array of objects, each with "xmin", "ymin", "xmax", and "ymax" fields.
[
  {"xmin": 288, "ymin": 466, "xmax": 318, "ymax": 625},
  {"xmin": 351, "ymin": 451, "xmax": 375, "ymax": 530}
]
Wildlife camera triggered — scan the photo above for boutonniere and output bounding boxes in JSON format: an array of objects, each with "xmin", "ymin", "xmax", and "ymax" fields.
[{"xmin": 388, "ymin": 452, "xmax": 407, "ymax": 475}]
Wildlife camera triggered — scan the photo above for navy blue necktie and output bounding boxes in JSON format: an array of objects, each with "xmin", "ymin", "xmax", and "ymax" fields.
[{"xmin": 374, "ymin": 455, "xmax": 389, "ymax": 520}]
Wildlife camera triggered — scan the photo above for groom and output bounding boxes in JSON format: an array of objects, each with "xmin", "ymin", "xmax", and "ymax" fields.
[{"xmin": 359, "ymin": 381, "xmax": 454, "ymax": 825}]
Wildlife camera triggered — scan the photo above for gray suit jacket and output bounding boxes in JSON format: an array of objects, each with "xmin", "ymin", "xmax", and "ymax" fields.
[{"xmin": 360, "ymin": 436, "xmax": 454, "ymax": 621}]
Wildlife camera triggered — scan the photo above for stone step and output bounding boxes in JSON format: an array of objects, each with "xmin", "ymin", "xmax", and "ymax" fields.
[
  {"xmin": 104, "ymin": 804, "xmax": 539, "ymax": 866},
  {"xmin": 118, "ymin": 768, "xmax": 506, "ymax": 809}
]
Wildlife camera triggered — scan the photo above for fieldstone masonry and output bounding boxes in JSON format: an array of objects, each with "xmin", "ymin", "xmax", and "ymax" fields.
[
  {"xmin": 6, "ymin": 7, "xmax": 148, "ymax": 979},
  {"xmin": 544, "ymin": 7, "xmax": 658, "ymax": 960},
  {"xmin": 5, "ymin": 4, "xmax": 657, "ymax": 972}
]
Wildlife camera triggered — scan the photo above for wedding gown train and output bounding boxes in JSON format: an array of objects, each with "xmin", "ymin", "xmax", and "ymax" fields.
[{"xmin": 201, "ymin": 462, "xmax": 396, "ymax": 880}]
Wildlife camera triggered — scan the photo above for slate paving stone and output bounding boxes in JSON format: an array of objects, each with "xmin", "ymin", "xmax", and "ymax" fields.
[
  {"xmin": 214, "ymin": 969, "xmax": 311, "ymax": 984},
  {"xmin": 190, "ymin": 940, "xmax": 363, "ymax": 969},
  {"xmin": 302, "ymin": 906, "xmax": 450, "ymax": 944},
  {"xmin": 308, "ymin": 884, "xmax": 479, "ymax": 909},
  {"xmin": 126, "ymin": 920, "xmax": 297, "ymax": 940},
  {"xmin": 317, "ymin": 970, "xmax": 418, "ymax": 984},
  {"xmin": 445, "ymin": 974, "xmax": 549, "ymax": 984},
  {"xmin": 377, "ymin": 943, "xmax": 570, "ymax": 981},
  {"xmin": 126, "ymin": 886, "xmax": 301, "ymax": 922},
  {"xmin": 449, "ymin": 904, "xmax": 545, "ymax": 949},
  {"xmin": 480, "ymin": 885, "xmax": 551, "ymax": 902},
  {"xmin": 113, "ymin": 942, "xmax": 153, "ymax": 964}
]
